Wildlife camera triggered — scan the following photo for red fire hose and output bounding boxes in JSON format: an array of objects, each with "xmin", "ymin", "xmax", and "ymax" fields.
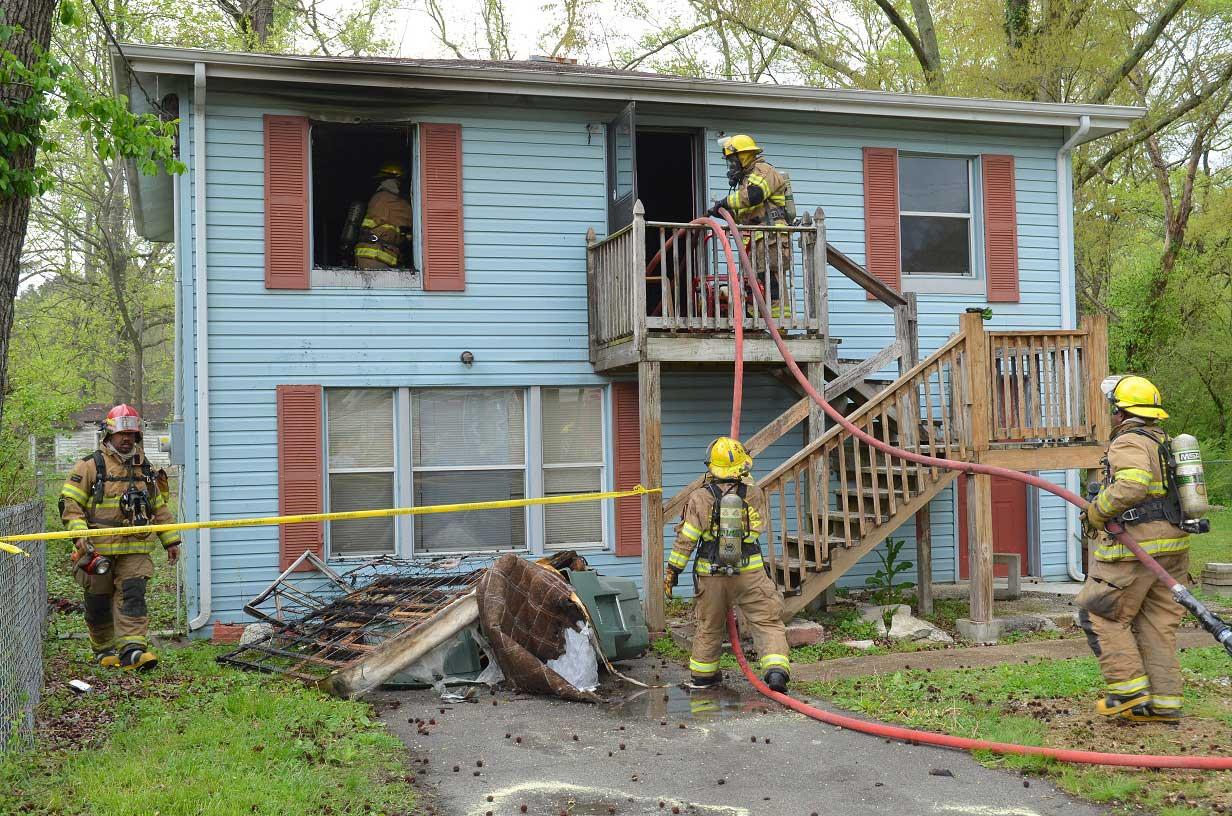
[{"xmin": 690, "ymin": 209, "xmax": 1232, "ymax": 769}]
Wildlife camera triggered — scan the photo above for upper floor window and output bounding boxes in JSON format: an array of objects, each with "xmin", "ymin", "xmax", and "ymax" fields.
[
  {"xmin": 310, "ymin": 123, "xmax": 416, "ymax": 275},
  {"xmin": 899, "ymin": 155, "xmax": 973, "ymax": 277}
]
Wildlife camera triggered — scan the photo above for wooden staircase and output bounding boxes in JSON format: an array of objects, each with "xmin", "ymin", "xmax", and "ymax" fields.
[
  {"xmin": 658, "ymin": 315, "xmax": 1113, "ymax": 623},
  {"xmin": 757, "ymin": 332, "xmax": 968, "ymax": 618}
]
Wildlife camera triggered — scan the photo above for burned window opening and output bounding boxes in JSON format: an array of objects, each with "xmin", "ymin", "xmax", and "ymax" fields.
[{"xmin": 311, "ymin": 122, "xmax": 415, "ymax": 272}]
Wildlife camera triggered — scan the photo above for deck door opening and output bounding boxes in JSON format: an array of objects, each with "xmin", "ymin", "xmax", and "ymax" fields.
[
  {"xmin": 310, "ymin": 122, "xmax": 414, "ymax": 271},
  {"xmin": 636, "ymin": 129, "xmax": 702, "ymax": 317}
]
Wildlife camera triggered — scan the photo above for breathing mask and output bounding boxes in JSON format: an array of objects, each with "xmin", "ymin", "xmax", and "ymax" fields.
[{"xmin": 119, "ymin": 486, "xmax": 153, "ymax": 526}]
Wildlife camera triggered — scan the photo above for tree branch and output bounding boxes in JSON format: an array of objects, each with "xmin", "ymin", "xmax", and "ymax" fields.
[
  {"xmin": 1076, "ymin": 57, "xmax": 1232, "ymax": 185},
  {"xmin": 621, "ymin": 22, "xmax": 712, "ymax": 70},
  {"xmin": 869, "ymin": 0, "xmax": 940, "ymax": 89},
  {"xmin": 1089, "ymin": 0, "xmax": 1189, "ymax": 104}
]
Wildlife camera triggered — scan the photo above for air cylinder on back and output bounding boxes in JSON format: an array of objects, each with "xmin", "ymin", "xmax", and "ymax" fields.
[{"xmin": 1171, "ymin": 434, "xmax": 1210, "ymax": 519}]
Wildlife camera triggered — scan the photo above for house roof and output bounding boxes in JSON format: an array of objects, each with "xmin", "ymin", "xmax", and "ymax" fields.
[{"xmin": 113, "ymin": 43, "xmax": 1143, "ymax": 139}]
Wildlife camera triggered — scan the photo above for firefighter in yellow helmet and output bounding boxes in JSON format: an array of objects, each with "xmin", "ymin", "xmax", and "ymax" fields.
[
  {"xmin": 665, "ymin": 436, "xmax": 791, "ymax": 693},
  {"xmin": 707, "ymin": 135, "xmax": 796, "ymax": 317},
  {"xmin": 59, "ymin": 405, "xmax": 180, "ymax": 671},
  {"xmin": 1076, "ymin": 375, "xmax": 1189, "ymax": 723},
  {"xmin": 355, "ymin": 161, "xmax": 414, "ymax": 270}
]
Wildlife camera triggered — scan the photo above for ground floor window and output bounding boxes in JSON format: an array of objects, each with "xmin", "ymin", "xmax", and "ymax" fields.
[{"xmin": 322, "ymin": 385, "xmax": 607, "ymax": 558}]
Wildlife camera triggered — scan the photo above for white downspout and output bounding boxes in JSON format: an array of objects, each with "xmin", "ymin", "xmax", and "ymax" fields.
[
  {"xmin": 189, "ymin": 62, "xmax": 212, "ymax": 630},
  {"xmin": 1059, "ymin": 115, "xmax": 1091, "ymax": 582}
]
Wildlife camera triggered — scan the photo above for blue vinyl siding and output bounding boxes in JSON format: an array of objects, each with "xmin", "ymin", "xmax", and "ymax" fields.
[{"xmin": 180, "ymin": 91, "xmax": 1075, "ymax": 627}]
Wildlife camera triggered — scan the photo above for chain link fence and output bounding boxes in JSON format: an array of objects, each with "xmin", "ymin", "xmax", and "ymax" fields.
[{"xmin": 0, "ymin": 501, "xmax": 46, "ymax": 754}]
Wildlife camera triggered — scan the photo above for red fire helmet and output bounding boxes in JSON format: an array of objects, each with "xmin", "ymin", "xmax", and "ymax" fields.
[{"xmin": 103, "ymin": 404, "xmax": 143, "ymax": 439}]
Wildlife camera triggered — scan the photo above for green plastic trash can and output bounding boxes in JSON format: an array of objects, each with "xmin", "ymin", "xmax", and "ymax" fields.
[{"xmin": 564, "ymin": 569, "xmax": 650, "ymax": 662}]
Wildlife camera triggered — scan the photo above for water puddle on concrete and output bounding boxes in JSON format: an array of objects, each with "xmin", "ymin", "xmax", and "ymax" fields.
[{"xmin": 607, "ymin": 685, "xmax": 771, "ymax": 721}]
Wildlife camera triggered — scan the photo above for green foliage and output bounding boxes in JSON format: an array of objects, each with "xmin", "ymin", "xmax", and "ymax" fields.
[
  {"xmin": 864, "ymin": 538, "xmax": 914, "ymax": 606},
  {"xmin": 0, "ymin": 12, "xmax": 183, "ymax": 203},
  {"xmin": 0, "ymin": 643, "xmax": 419, "ymax": 815}
]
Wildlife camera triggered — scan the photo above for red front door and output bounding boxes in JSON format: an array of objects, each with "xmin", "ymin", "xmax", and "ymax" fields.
[{"xmin": 959, "ymin": 474, "xmax": 1030, "ymax": 579}]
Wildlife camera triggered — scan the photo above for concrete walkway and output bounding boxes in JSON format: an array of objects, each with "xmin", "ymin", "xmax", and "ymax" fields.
[
  {"xmin": 377, "ymin": 657, "xmax": 1109, "ymax": 816},
  {"xmin": 792, "ymin": 629, "xmax": 1214, "ymax": 682}
]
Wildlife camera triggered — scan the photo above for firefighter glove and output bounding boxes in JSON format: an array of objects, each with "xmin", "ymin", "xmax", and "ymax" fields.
[
  {"xmin": 1081, "ymin": 505, "xmax": 1108, "ymax": 539},
  {"xmin": 707, "ymin": 199, "xmax": 728, "ymax": 218},
  {"xmin": 664, "ymin": 565, "xmax": 681, "ymax": 599}
]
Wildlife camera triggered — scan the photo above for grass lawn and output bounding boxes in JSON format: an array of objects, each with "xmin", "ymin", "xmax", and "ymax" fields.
[
  {"xmin": 0, "ymin": 639, "xmax": 423, "ymax": 816},
  {"xmin": 9, "ymin": 502, "xmax": 423, "ymax": 816},
  {"xmin": 1191, "ymin": 507, "xmax": 1232, "ymax": 577},
  {"xmin": 798, "ymin": 648, "xmax": 1232, "ymax": 815}
]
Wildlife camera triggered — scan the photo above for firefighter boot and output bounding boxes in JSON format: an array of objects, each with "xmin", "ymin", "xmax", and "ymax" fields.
[
  {"xmin": 1121, "ymin": 702, "xmax": 1182, "ymax": 725},
  {"xmin": 118, "ymin": 646, "xmax": 158, "ymax": 672},
  {"xmin": 689, "ymin": 672, "xmax": 723, "ymax": 689},
  {"xmin": 764, "ymin": 669, "xmax": 789, "ymax": 694},
  {"xmin": 94, "ymin": 648, "xmax": 120, "ymax": 668},
  {"xmin": 1095, "ymin": 690, "xmax": 1151, "ymax": 717}
]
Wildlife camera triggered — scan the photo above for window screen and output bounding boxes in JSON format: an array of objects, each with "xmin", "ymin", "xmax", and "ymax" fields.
[
  {"xmin": 899, "ymin": 156, "xmax": 972, "ymax": 277},
  {"xmin": 326, "ymin": 389, "xmax": 395, "ymax": 556},
  {"xmin": 542, "ymin": 387, "xmax": 604, "ymax": 548},
  {"xmin": 412, "ymin": 389, "xmax": 527, "ymax": 552}
]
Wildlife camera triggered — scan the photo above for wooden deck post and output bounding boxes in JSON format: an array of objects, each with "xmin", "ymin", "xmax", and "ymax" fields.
[
  {"xmin": 632, "ymin": 200, "xmax": 647, "ymax": 357},
  {"xmin": 960, "ymin": 311, "xmax": 994, "ymax": 625},
  {"xmin": 915, "ymin": 505, "xmax": 933, "ymax": 616},
  {"xmin": 1082, "ymin": 314, "xmax": 1111, "ymax": 444},
  {"xmin": 812, "ymin": 208, "xmax": 829, "ymax": 344},
  {"xmin": 639, "ymin": 360, "xmax": 664, "ymax": 634},
  {"xmin": 586, "ymin": 226, "xmax": 598, "ymax": 365}
]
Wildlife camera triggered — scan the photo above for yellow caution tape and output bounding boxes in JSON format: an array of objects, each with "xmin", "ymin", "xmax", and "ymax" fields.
[
  {"xmin": 0, "ymin": 485, "xmax": 662, "ymax": 545},
  {"xmin": 0, "ymin": 541, "xmax": 29, "ymax": 556}
]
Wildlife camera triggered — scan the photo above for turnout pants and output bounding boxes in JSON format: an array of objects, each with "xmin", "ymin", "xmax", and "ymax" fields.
[
  {"xmin": 749, "ymin": 233, "xmax": 793, "ymax": 313},
  {"xmin": 1077, "ymin": 551, "xmax": 1188, "ymax": 711},
  {"xmin": 77, "ymin": 553, "xmax": 155, "ymax": 655},
  {"xmin": 690, "ymin": 569, "xmax": 791, "ymax": 678}
]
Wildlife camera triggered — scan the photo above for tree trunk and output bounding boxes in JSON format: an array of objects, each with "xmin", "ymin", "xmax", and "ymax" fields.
[
  {"xmin": 0, "ymin": 0, "xmax": 58, "ymax": 431},
  {"xmin": 909, "ymin": 0, "xmax": 944, "ymax": 90}
]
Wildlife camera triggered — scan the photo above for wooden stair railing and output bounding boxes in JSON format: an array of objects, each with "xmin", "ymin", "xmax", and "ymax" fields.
[{"xmin": 757, "ymin": 332, "xmax": 972, "ymax": 619}]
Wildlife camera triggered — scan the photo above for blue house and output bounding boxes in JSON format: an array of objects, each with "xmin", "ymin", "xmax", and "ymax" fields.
[{"xmin": 114, "ymin": 44, "xmax": 1140, "ymax": 636}]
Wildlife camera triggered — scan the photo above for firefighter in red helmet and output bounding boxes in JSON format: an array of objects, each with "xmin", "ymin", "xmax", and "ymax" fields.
[{"xmin": 60, "ymin": 405, "xmax": 180, "ymax": 671}]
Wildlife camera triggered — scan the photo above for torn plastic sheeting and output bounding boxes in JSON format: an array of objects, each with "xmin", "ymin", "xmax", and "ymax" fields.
[{"xmin": 545, "ymin": 623, "xmax": 600, "ymax": 693}]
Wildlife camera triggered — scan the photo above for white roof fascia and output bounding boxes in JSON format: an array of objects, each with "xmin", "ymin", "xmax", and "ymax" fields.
[{"xmin": 114, "ymin": 43, "xmax": 1144, "ymax": 142}]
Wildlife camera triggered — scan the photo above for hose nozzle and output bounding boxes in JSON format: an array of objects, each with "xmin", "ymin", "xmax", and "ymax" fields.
[{"xmin": 1173, "ymin": 585, "xmax": 1232, "ymax": 658}]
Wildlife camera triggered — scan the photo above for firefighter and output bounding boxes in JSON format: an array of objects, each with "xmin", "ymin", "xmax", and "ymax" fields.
[
  {"xmin": 707, "ymin": 135, "xmax": 795, "ymax": 315},
  {"xmin": 1077, "ymin": 375, "xmax": 1188, "ymax": 723},
  {"xmin": 665, "ymin": 437, "xmax": 791, "ymax": 693},
  {"xmin": 354, "ymin": 161, "xmax": 413, "ymax": 270},
  {"xmin": 60, "ymin": 404, "xmax": 180, "ymax": 671}
]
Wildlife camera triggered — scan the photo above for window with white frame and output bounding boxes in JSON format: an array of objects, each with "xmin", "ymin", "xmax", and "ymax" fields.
[
  {"xmin": 899, "ymin": 155, "xmax": 973, "ymax": 277},
  {"xmin": 322, "ymin": 385, "xmax": 608, "ymax": 557},
  {"xmin": 326, "ymin": 389, "xmax": 396, "ymax": 556},
  {"xmin": 412, "ymin": 388, "xmax": 528, "ymax": 553},
  {"xmin": 542, "ymin": 387, "xmax": 606, "ymax": 549}
]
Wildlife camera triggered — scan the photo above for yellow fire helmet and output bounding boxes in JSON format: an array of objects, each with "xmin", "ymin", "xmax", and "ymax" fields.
[
  {"xmin": 706, "ymin": 436, "xmax": 753, "ymax": 480},
  {"xmin": 374, "ymin": 161, "xmax": 405, "ymax": 179},
  {"xmin": 1101, "ymin": 374, "xmax": 1168, "ymax": 420},
  {"xmin": 720, "ymin": 134, "xmax": 760, "ymax": 158}
]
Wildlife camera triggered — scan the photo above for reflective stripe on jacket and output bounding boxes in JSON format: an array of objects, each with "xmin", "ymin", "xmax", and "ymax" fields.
[
  {"xmin": 60, "ymin": 447, "xmax": 180, "ymax": 556},
  {"xmin": 1092, "ymin": 419, "xmax": 1188, "ymax": 561},
  {"xmin": 670, "ymin": 479, "xmax": 769, "ymax": 576},
  {"xmin": 724, "ymin": 159, "xmax": 789, "ymax": 226},
  {"xmin": 354, "ymin": 189, "xmax": 413, "ymax": 267}
]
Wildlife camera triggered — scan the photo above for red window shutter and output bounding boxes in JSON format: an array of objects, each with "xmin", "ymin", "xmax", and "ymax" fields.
[
  {"xmin": 862, "ymin": 147, "xmax": 901, "ymax": 300},
  {"xmin": 420, "ymin": 123, "xmax": 465, "ymax": 291},
  {"xmin": 276, "ymin": 385, "xmax": 323, "ymax": 571},
  {"xmin": 611, "ymin": 382, "xmax": 641, "ymax": 557},
  {"xmin": 982, "ymin": 154, "xmax": 1020, "ymax": 303},
  {"xmin": 264, "ymin": 115, "xmax": 310, "ymax": 290}
]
